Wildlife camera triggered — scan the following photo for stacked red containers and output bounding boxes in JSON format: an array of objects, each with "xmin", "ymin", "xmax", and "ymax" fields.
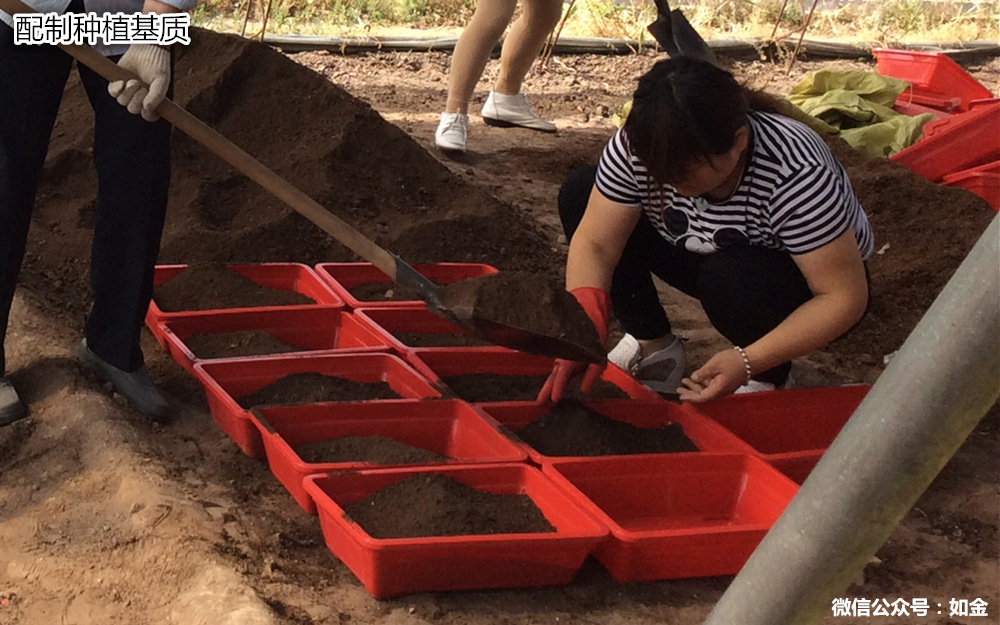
[{"xmin": 876, "ymin": 49, "xmax": 999, "ymax": 208}]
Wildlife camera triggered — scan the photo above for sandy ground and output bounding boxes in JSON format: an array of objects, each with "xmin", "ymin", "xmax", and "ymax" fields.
[{"xmin": 0, "ymin": 45, "xmax": 997, "ymax": 625}]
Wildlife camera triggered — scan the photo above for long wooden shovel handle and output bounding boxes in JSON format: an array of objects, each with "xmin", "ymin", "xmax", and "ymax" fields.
[{"xmin": 0, "ymin": 0, "xmax": 399, "ymax": 278}]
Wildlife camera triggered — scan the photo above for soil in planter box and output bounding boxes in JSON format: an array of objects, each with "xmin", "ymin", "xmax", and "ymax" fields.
[
  {"xmin": 343, "ymin": 473, "xmax": 555, "ymax": 538},
  {"xmin": 295, "ymin": 435, "xmax": 447, "ymax": 465},
  {"xmin": 349, "ymin": 282, "xmax": 422, "ymax": 302},
  {"xmin": 442, "ymin": 373, "xmax": 627, "ymax": 402},
  {"xmin": 440, "ymin": 272, "xmax": 604, "ymax": 361},
  {"xmin": 394, "ymin": 332, "xmax": 492, "ymax": 347},
  {"xmin": 237, "ymin": 372, "xmax": 398, "ymax": 407},
  {"xmin": 516, "ymin": 400, "xmax": 698, "ymax": 457},
  {"xmin": 155, "ymin": 264, "xmax": 315, "ymax": 312},
  {"xmin": 184, "ymin": 330, "xmax": 303, "ymax": 358}
]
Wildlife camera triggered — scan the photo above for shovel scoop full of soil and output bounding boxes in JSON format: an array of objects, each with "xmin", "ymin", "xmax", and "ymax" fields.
[{"xmin": 438, "ymin": 271, "xmax": 605, "ymax": 364}]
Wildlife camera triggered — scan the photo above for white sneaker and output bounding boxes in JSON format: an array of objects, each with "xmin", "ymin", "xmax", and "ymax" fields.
[
  {"xmin": 734, "ymin": 374, "xmax": 794, "ymax": 395},
  {"xmin": 608, "ymin": 333, "xmax": 686, "ymax": 394},
  {"xmin": 481, "ymin": 91, "xmax": 556, "ymax": 133},
  {"xmin": 435, "ymin": 112, "xmax": 468, "ymax": 153}
]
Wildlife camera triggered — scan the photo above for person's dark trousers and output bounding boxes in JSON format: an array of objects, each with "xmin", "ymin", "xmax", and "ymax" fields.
[
  {"xmin": 559, "ymin": 165, "xmax": 814, "ymax": 386},
  {"xmin": 0, "ymin": 12, "xmax": 171, "ymax": 375}
]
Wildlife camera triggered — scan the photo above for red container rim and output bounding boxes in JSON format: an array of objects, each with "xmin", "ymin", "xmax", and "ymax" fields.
[{"xmin": 303, "ymin": 464, "xmax": 608, "ymax": 548}]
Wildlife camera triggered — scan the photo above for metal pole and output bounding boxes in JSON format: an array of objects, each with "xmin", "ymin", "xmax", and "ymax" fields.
[{"xmin": 703, "ymin": 214, "xmax": 1000, "ymax": 625}]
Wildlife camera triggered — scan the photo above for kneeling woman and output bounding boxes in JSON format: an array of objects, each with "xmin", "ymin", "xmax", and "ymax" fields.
[{"xmin": 540, "ymin": 57, "xmax": 872, "ymax": 404}]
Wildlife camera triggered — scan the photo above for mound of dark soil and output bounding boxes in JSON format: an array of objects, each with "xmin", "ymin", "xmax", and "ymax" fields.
[
  {"xmin": 183, "ymin": 330, "xmax": 302, "ymax": 358},
  {"xmin": 236, "ymin": 372, "xmax": 398, "ymax": 407},
  {"xmin": 154, "ymin": 265, "xmax": 314, "ymax": 312},
  {"xmin": 442, "ymin": 373, "xmax": 627, "ymax": 402},
  {"xmin": 294, "ymin": 435, "xmax": 447, "ymax": 465},
  {"xmin": 342, "ymin": 474, "xmax": 555, "ymax": 538}
]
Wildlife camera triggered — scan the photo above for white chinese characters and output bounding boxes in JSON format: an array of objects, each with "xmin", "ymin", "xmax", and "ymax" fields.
[{"xmin": 13, "ymin": 12, "xmax": 190, "ymax": 46}]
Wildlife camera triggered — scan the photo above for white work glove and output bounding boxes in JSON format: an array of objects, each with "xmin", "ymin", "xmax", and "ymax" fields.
[{"xmin": 107, "ymin": 44, "xmax": 170, "ymax": 122}]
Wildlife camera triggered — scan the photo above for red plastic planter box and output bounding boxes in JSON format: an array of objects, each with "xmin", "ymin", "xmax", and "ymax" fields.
[
  {"xmin": 250, "ymin": 400, "xmax": 528, "ymax": 513},
  {"xmin": 543, "ymin": 454, "xmax": 798, "ymax": 581},
  {"xmin": 193, "ymin": 353, "xmax": 443, "ymax": 458},
  {"xmin": 354, "ymin": 307, "xmax": 510, "ymax": 361},
  {"xmin": 768, "ymin": 452, "xmax": 823, "ymax": 485},
  {"xmin": 874, "ymin": 49, "xmax": 993, "ymax": 113},
  {"xmin": 479, "ymin": 399, "xmax": 752, "ymax": 465},
  {"xmin": 409, "ymin": 349, "xmax": 661, "ymax": 402},
  {"xmin": 303, "ymin": 464, "xmax": 607, "ymax": 598},
  {"xmin": 942, "ymin": 161, "xmax": 1000, "ymax": 211},
  {"xmin": 157, "ymin": 308, "xmax": 392, "ymax": 374},
  {"xmin": 315, "ymin": 262, "xmax": 499, "ymax": 309},
  {"xmin": 146, "ymin": 263, "xmax": 344, "ymax": 329},
  {"xmin": 891, "ymin": 99, "xmax": 1000, "ymax": 181},
  {"xmin": 691, "ymin": 385, "xmax": 869, "ymax": 457}
]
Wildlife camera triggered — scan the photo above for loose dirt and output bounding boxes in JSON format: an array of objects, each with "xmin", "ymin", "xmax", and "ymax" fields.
[
  {"xmin": 294, "ymin": 435, "xmax": 447, "ymax": 465},
  {"xmin": 342, "ymin": 474, "xmax": 555, "ymax": 539},
  {"xmin": 349, "ymin": 282, "xmax": 423, "ymax": 302},
  {"xmin": 394, "ymin": 331, "xmax": 491, "ymax": 347},
  {"xmin": 2, "ymin": 24, "xmax": 995, "ymax": 625},
  {"xmin": 442, "ymin": 373, "xmax": 627, "ymax": 402},
  {"xmin": 441, "ymin": 271, "xmax": 604, "ymax": 359},
  {"xmin": 516, "ymin": 401, "xmax": 698, "ymax": 457},
  {"xmin": 184, "ymin": 330, "xmax": 303, "ymax": 358},
  {"xmin": 154, "ymin": 264, "xmax": 315, "ymax": 312},
  {"xmin": 236, "ymin": 372, "xmax": 399, "ymax": 407}
]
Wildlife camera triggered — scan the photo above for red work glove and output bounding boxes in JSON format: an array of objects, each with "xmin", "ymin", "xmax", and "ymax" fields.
[{"xmin": 537, "ymin": 287, "xmax": 611, "ymax": 403}]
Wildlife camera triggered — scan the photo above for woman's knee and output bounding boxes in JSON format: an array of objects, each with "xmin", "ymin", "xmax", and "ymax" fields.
[
  {"xmin": 521, "ymin": 0, "xmax": 563, "ymax": 29},
  {"xmin": 557, "ymin": 164, "xmax": 598, "ymax": 238}
]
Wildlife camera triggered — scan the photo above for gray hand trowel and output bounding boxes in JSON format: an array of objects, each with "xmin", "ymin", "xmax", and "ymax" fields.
[{"xmin": 1, "ymin": 0, "xmax": 606, "ymax": 365}]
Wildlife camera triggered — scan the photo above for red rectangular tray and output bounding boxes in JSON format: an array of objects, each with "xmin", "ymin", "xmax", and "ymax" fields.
[
  {"xmin": 690, "ymin": 385, "xmax": 869, "ymax": 457},
  {"xmin": 303, "ymin": 464, "xmax": 607, "ymax": 598},
  {"xmin": 543, "ymin": 454, "xmax": 798, "ymax": 581},
  {"xmin": 250, "ymin": 399, "xmax": 528, "ymax": 513},
  {"xmin": 155, "ymin": 308, "xmax": 392, "ymax": 374},
  {"xmin": 768, "ymin": 451, "xmax": 823, "ymax": 485},
  {"xmin": 874, "ymin": 49, "xmax": 993, "ymax": 113},
  {"xmin": 315, "ymin": 262, "xmax": 499, "ymax": 309},
  {"xmin": 478, "ymin": 399, "xmax": 753, "ymax": 464},
  {"xmin": 353, "ymin": 306, "xmax": 510, "ymax": 361},
  {"xmin": 942, "ymin": 160, "xmax": 1000, "ymax": 211},
  {"xmin": 891, "ymin": 99, "xmax": 1000, "ymax": 181},
  {"xmin": 146, "ymin": 263, "xmax": 344, "ymax": 327},
  {"xmin": 409, "ymin": 349, "xmax": 661, "ymax": 402},
  {"xmin": 192, "ymin": 352, "xmax": 443, "ymax": 458}
]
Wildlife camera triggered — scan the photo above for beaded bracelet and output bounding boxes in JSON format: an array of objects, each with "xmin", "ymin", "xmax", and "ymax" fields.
[{"xmin": 734, "ymin": 346, "xmax": 752, "ymax": 383}]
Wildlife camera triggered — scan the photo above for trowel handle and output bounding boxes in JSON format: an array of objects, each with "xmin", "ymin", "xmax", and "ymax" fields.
[{"xmin": 0, "ymin": 0, "xmax": 399, "ymax": 279}]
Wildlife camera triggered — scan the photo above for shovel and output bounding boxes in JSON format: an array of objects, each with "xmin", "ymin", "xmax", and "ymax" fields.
[{"xmin": 2, "ymin": 0, "xmax": 605, "ymax": 364}]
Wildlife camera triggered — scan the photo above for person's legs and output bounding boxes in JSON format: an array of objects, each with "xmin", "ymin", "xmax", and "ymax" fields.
[
  {"xmin": 0, "ymin": 23, "xmax": 73, "ymax": 423},
  {"xmin": 493, "ymin": 0, "xmax": 562, "ymax": 96},
  {"xmin": 77, "ymin": 60, "xmax": 172, "ymax": 374},
  {"xmin": 445, "ymin": 0, "xmax": 517, "ymax": 114},
  {"xmin": 559, "ymin": 165, "xmax": 702, "ymax": 341},
  {"xmin": 697, "ymin": 245, "xmax": 814, "ymax": 386}
]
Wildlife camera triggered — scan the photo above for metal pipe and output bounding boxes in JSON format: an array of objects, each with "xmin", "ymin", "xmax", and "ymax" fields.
[{"xmin": 703, "ymin": 213, "xmax": 1000, "ymax": 625}]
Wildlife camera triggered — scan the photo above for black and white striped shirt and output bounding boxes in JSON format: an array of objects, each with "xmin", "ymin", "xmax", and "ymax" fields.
[{"xmin": 596, "ymin": 112, "xmax": 874, "ymax": 259}]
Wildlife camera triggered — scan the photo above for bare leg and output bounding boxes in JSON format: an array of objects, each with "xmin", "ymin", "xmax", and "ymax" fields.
[
  {"xmin": 494, "ymin": 0, "xmax": 562, "ymax": 95},
  {"xmin": 445, "ymin": 0, "xmax": 517, "ymax": 114}
]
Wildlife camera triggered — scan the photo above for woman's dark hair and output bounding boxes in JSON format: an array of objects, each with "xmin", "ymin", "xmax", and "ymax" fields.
[{"xmin": 624, "ymin": 57, "xmax": 761, "ymax": 186}]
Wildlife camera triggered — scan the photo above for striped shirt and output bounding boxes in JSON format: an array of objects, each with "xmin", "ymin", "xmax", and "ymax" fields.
[{"xmin": 596, "ymin": 112, "xmax": 874, "ymax": 259}]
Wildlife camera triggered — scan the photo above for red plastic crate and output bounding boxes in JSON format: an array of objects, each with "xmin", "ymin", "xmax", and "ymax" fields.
[
  {"xmin": 156, "ymin": 308, "xmax": 392, "ymax": 374},
  {"xmin": 543, "ymin": 454, "xmax": 798, "ymax": 581},
  {"xmin": 874, "ymin": 49, "xmax": 993, "ymax": 113},
  {"xmin": 891, "ymin": 99, "xmax": 1000, "ymax": 181},
  {"xmin": 768, "ymin": 452, "xmax": 823, "ymax": 485},
  {"xmin": 690, "ymin": 385, "xmax": 869, "ymax": 458},
  {"xmin": 942, "ymin": 160, "xmax": 1000, "ymax": 211},
  {"xmin": 192, "ymin": 352, "xmax": 444, "ymax": 458},
  {"xmin": 354, "ymin": 307, "xmax": 510, "ymax": 362},
  {"xmin": 146, "ymin": 263, "xmax": 344, "ymax": 328},
  {"xmin": 303, "ymin": 464, "xmax": 607, "ymax": 598},
  {"xmin": 409, "ymin": 349, "xmax": 661, "ymax": 402},
  {"xmin": 892, "ymin": 99, "xmax": 952, "ymax": 120},
  {"xmin": 315, "ymin": 262, "xmax": 499, "ymax": 309},
  {"xmin": 479, "ymin": 399, "xmax": 752, "ymax": 465},
  {"xmin": 250, "ymin": 400, "xmax": 528, "ymax": 513}
]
